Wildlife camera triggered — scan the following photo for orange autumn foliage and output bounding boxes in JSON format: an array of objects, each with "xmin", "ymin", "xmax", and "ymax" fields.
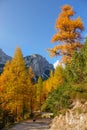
[
  {"xmin": 43, "ymin": 66, "xmax": 65, "ymax": 94},
  {"xmin": 48, "ymin": 4, "xmax": 84, "ymax": 63}
]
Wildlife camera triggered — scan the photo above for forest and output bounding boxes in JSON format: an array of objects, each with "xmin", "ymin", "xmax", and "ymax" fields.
[{"xmin": 0, "ymin": 4, "xmax": 87, "ymax": 129}]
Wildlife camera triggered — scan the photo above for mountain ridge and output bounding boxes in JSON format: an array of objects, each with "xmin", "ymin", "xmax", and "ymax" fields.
[{"xmin": 0, "ymin": 49, "xmax": 54, "ymax": 79}]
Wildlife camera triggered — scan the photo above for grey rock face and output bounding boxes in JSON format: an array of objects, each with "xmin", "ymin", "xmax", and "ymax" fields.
[
  {"xmin": 0, "ymin": 49, "xmax": 12, "ymax": 73},
  {"xmin": 24, "ymin": 54, "xmax": 54, "ymax": 79},
  {"xmin": 0, "ymin": 49, "xmax": 12, "ymax": 64}
]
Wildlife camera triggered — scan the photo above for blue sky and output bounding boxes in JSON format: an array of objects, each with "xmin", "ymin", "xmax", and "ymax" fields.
[{"xmin": 0, "ymin": 0, "xmax": 87, "ymax": 64}]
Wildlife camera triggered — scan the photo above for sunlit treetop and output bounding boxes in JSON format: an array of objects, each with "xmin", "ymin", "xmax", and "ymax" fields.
[{"xmin": 48, "ymin": 4, "xmax": 84, "ymax": 63}]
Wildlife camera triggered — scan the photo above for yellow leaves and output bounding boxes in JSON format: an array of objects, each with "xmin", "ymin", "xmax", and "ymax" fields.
[
  {"xmin": 61, "ymin": 5, "xmax": 74, "ymax": 17},
  {"xmin": 48, "ymin": 42, "xmax": 83, "ymax": 63},
  {"xmin": 56, "ymin": 17, "xmax": 71, "ymax": 30},
  {"xmin": 55, "ymin": 17, "xmax": 83, "ymax": 33},
  {"xmin": 74, "ymin": 17, "xmax": 84, "ymax": 30},
  {"xmin": 0, "ymin": 48, "xmax": 37, "ymax": 121},
  {"xmin": 61, "ymin": 55, "xmax": 72, "ymax": 64},
  {"xmin": 43, "ymin": 66, "xmax": 65, "ymax": 94},
  {"xmin": 48, "ymin": 4, "xmax": 84, "ymax": 63},
  {"xmin": 28, "ymin": 67, "xmax": 35, "ymax": 79},
  {"xmin": 62, "ymin": 5, "xmax": 72, "ymax": 11}
]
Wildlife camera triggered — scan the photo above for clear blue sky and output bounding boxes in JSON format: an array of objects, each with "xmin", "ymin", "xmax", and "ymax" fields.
[{"xmin": 0, "ymin": 0, "xmax": 87, "ymax": 64}]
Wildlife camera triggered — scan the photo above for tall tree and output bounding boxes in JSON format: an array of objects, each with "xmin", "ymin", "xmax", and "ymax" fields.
[
  {"xmin": 36, "ymin": 76, "xmax": 43, "ymax": 111},
  {"xmin": 26, "ymin": 67, "xmax": 36, "ymax": 117},
  {"xmin": 43, "ymin": 66, "xmax": 65, "ymax": 99},
  {"xmin": 53, "ymin": 66, "xmax": 65, "ymax": 87},
  {"xmin": 10, "ymin": 47, "xmax": 28, "ymax": 120},
  {"xmin": 0, "ymin": 47, "xmax": 28, "ymax": 121},
  {"xmin": 0, "ymin": 61, "xmax": 12, "ymax": 127},
  {"xmin": 48, "ymin": 4, "xmax": 84, "ymax": 63}
]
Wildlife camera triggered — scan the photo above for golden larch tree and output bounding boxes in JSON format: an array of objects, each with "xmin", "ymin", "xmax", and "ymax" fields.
[
  {"xmin": 36, "ymin": 76, "xmax": 43, "ymax": 111},
  {"xmin": 0, "ymin": 61, "xmax": 12, "ymax": 125},
  {"xmin": 48, "ymin": 4, "xmax": 84, "ymax": 63},
  {"xmin": 10, "ymin": 47, "xmax": 28, "ymax": 120},
  {"xmin": 26, "ymin": 67, "xmax": 36, "ymax": 117}
]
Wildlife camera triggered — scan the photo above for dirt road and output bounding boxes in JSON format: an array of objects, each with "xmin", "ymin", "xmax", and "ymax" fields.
[{"xmin": 7, "ymin": 119, "xmax": 51, "ymax": 130}]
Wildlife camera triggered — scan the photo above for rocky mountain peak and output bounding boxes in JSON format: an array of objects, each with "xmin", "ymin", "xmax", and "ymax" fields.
[
  {"xmin": 0, "ymin": 50, "xmax": 54, "ymax": 79},
  {"xmin": 24, "ymin": 54, "xmax": 54, "ymax": 79},
  {"xmin": 0, "ymin": 49, "xmax": 12, "ymax": 73},
  {"xmin": 0, "ymin": 49, "xmax": 12, "ymax": 64}
]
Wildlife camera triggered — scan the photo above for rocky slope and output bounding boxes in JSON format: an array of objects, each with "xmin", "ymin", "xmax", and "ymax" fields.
[
  {"xmin": 0, "ymin": 49, "xmax": 53, "ymax": 79},
  {"xmin": 24, "ymin": 54, "xmax": 54, "ymax": 79},
  {"xmin": 0, "ymin": 49, "xmax": 12, "ymax": 73},
  {"xmin": 0, "ymin": 49, "xmax": 12, "ymax": 64},
  {"xmin": 49, "ymin": 101, "xmax": 87, "ymax": 130}
]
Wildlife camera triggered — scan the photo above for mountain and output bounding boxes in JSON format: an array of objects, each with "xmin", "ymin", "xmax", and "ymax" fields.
[
  {"xmin": 24, "ymin": 54, "xmax": 54, "ymax": 80},
  {"xmin": 0, "ymin": 49, "xmax": 54, "ymax": 79},
  {"xmin": 0, "ymin": 49, "xmax": 12, "ymax": 73},
  {"xmin": 0, "ymin": 49, "xmax": 12, "ymax": 64}
]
